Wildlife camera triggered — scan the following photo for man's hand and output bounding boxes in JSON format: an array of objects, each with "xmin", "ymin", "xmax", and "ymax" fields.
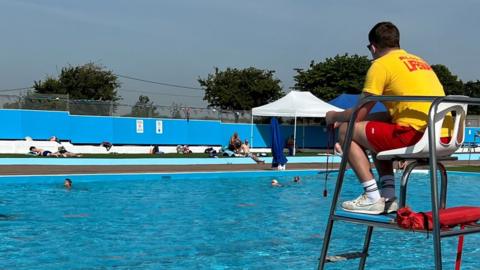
[
  {"xmin": 325, "ymin": 111, "xmax": 337, "ymax": 125},
  {"xmin": 326, "ymin": 111, "xmax": 344, "ymax": 128}
]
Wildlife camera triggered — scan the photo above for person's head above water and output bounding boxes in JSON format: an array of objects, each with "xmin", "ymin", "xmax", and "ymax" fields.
[
  {"xmin": 64, "ymin": 178, "xmax": 72, "ymax": 189},
  {"xmin": 271, "ymin": 179, "xmax": 281, "ymax": 187}
]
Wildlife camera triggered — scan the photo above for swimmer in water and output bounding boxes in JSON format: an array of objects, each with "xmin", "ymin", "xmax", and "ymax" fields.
[
  {"xmin": 64, "ymin": 178, "xmax": 72, "ymax": 189},
  {"xmin": 271, "ymin": 179, "xmax": 282, "ymax": 187}
]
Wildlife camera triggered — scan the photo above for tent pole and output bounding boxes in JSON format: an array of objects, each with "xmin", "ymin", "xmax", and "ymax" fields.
[
  {"xmin": 302, "ymin": 118, "xmax": 305, "ymax": 149},
  {"xmin": 250, "ymin": 114, "xmax": 254, "ymax": 148},
  {"xmin": 293, "ymin": 116, "xmax": 297, "ymax": 156}
]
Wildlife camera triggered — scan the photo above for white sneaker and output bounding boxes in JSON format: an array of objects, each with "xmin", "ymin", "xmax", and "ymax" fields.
[
  {"xmin": 384, "ymin": 197, "xmax": 399, "ymax": 213},
  {"xmin": 341, "ymin": 194, "xmax": 385, "ymax": 215}
]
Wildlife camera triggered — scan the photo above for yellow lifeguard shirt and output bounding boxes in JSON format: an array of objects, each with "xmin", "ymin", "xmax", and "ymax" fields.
[{"xmin": 363, "ymin": 49, "xmax": 451, "ymax": 136}]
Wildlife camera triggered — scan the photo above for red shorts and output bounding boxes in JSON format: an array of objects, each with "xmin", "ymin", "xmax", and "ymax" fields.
[{"xmin": 365, "ymin": 121, "xmax": 450, "ymax": 153}]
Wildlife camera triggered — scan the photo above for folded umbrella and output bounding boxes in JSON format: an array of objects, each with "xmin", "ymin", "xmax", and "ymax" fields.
[{"xmin": 270, "ymin": 117, "xmax": 288, "ymax": 168}]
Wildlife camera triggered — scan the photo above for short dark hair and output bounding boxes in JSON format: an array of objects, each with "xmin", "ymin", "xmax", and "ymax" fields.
[
  {"xmin": 368, "ymin": 22, "xmax": 400, "ymax": 49},
  {"xmin": 29, "ymin": 146, "xmax": 35, "ymax": 151},
  {"xmin": 65, "ymin": 178, "xmax": 72, "ymax": 184}
]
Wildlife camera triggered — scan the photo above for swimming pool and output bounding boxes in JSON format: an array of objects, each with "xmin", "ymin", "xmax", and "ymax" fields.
[{"xmin": 0, "ymin": 170, "xmax": 478, "ymax": 270}]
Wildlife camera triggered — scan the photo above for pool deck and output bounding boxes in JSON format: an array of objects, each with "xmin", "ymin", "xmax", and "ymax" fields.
[
  {"xmin": 0, "ymin": 160, "xmax": 478, "ymax": 176},
  {"xmin": 0, "ymin": 163, "xmax": 331, "ymax": 176}
]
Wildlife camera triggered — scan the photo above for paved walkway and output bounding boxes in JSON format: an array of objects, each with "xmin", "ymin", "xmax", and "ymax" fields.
[
  {"xmin": 0, "ymin": 160, "xmax": 476, "ymax": 176},
  {"xmin": 0, "ymin": 163, "xmax": 332, "ymax": 176}
]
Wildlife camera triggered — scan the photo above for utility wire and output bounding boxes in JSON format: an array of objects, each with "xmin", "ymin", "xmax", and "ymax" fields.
[{"xmin": 115, "ymin": 74, "xmax": 204, "ymax": 91}]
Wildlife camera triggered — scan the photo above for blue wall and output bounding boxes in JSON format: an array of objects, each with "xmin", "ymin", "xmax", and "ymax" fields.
[
  {"xmin": 465, "ymin": 128, "xmax": 480, "ymax": 143},
  {"xmin": 2, "ymin": 109, "xmax": 477, "ymax": 148},
  {"xmin": 0, "ymin": 109, "xmax": 330, "ymax": 148}
]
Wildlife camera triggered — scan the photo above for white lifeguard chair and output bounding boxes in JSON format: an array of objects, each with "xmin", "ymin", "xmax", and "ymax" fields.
[
  {"xmin": 376, "ymin": 98, "xmax": 468, "ymax": 209},
  {"xmin": 316, "ymin": 95, "xmax": 480, "ymax": 270}
]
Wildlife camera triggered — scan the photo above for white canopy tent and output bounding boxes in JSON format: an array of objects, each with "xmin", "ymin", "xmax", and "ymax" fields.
[{"xmin": 250, "ymin": 91, "xmax": 343, "ymax": 155}]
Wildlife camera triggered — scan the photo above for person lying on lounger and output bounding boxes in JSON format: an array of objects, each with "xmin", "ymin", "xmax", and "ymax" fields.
[
  {"xmin": 29, "ymin": 146, "xmax": 60, "ymax": 157},
  {"xmin": 54, "ymin": 146, "xmax": 82, "ymax": 157}
]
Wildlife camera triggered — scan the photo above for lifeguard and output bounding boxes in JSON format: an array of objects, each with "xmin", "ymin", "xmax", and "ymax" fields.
[{"xmin": 326, "ymin": 21, "xmax": 451, "ymax": 214}]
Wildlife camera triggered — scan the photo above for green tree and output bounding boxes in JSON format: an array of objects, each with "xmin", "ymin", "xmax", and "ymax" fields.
[
  {"xmin": 198, "ymin": 67, "xmax": 283, "ymax": 110},
  {"xmin": 431, "ymin": 65, "xmax": 480, "ymax": 114},
  {"xmin": 464, "ymin": 80, "xmax": 480, "ymax": 97},
  {"xmin": 129, "ymin": 95, "xmax": 159, "ymax": 117},
  {"xmin": 33, "ymin": 63, "xmax": 121, "ymax": 115},
  {"xmin": 293, "ymin": 54, "xmax": 371, "ymax": 101},
  {"xmin": 431, "ymin": 64, "xmax": 464, "ymax": 95},
  {"xmin": 34, "ymin": 63, "xmax": 121, "ymax": 101},
  {"xmin": 32, "ymin": 77, "xmax": 63, "ymax": 94},
  {"xmin": 464, "ymin": 80, "xmax": 480, "ymax": 114}
]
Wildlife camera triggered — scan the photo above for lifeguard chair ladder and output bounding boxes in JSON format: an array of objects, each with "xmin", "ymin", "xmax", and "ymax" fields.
[{"xmin": 317, "ymin": 95, "xmax": 480, "ymax": 270}]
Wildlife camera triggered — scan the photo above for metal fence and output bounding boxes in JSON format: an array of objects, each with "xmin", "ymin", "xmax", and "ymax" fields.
[
  {"xmin": 0, "ymin": 94, "xmax": 255, "ymax": 123},
  {"xmin": 3, "ymin": 93, "xmax": 476, "ymax": 126}
]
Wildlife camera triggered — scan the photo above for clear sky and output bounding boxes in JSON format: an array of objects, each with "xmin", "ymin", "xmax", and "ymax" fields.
[{"xmin": 0, "ymin": 0, "xmax": 479, "ymax": 108}]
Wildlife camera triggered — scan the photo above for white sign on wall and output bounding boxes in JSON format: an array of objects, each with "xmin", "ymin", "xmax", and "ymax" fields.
[
  {"xmin": 156, "ymin": 120, "xmax": 163, "ymax": 134},
  {"xmin": 136, "ymin": 119, "xmax": 144, "ymax": 133}
]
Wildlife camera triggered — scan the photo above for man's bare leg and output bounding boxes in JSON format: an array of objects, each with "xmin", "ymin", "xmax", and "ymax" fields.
[
  {"xmin": 337, "ymin": 122, "xmax": 384, "ymax": 210},
  {"xmin": 366, "ymin": 112, "xmax": 396, "ymax": 198},
  {"xmin": 338, "ymin": 122, "xmax": 376, "ymax": 182}
]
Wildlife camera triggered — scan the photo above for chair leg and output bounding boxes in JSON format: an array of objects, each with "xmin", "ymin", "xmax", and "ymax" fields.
[
  {"xmin": 400, "ymin": 160, "xmax": 448, "ymax": 209},
  {"xmin": 438, "ymin": 162, "xmax": 448, "ymax": 209},
  {"xmin": 399, "ymin": 160, "xmax": 420, "ymax": 208},
  {"xmin": 358, "ymin": 226, "xmax": 374, "ymax": 270},
  {"xmin": 317, "ymin": 219, "xmax": 335, "ymax": 270}
]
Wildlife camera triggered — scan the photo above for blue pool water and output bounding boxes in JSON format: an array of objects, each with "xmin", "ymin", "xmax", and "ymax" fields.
[{"xmin": 0, "ymin": 170, "xmax": 478, "ymax": 270}]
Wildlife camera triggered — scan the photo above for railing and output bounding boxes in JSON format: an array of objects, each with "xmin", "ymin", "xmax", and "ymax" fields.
[
  {"xmin": 0, "ymin": 94, "xmax": 254, "ymax": 123},
  {"xmin": 2, "ymin": 93, "xmax": 478, "ymax": 127}
]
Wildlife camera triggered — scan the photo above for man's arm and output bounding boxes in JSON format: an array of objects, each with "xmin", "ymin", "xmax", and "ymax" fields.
[{"xmin": 326, "ymin": 93, "xmax": 376, "ymax": 125}]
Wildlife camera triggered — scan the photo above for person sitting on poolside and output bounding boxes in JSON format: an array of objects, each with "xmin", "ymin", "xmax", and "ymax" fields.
[
  {"xmin": 239, "ymin": 139, "xmax": 265, "ymax": 164},
  {"xmin": 286, "ymin": 135, "xmax": 295, "ymax": 156},
  {"xmin": 150, "ymin": 145, "xmax": 164, "ymax": 155},
  {"xmin": 64, "ymin": 178, "xmax": 72, "ymax": 189},
  {"xmin": 228, "ymin": 132, "xmax": 243, "ymax": 153},
  {"xmin": 29, "ymin": 146, "xmax": 60, "ymax": 157}
]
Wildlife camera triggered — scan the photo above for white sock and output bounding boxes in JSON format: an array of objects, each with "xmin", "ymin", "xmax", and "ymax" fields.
[
  {"xmin": 361, "ymin": 179, "xmax": 381, "ymax": 203},
  {"xmin": 380, "ymin": 175, "xmax": 395, "ymax": 199}
]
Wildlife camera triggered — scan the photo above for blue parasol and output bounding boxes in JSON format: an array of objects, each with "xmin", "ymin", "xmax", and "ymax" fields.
[{"xmin": 270, "ymin": 117, "xmax": 288, "ymax": 168}]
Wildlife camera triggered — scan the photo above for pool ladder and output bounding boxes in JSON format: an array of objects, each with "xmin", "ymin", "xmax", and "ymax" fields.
[{"xmin": 316, "ymin": 96, "xmax": 480, "ymax": 270}]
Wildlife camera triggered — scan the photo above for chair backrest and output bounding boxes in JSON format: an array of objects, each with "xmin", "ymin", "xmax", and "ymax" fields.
[
  {"xmin": 433, "ymin": 102, "xmax": 467, "ymax": 152},
  {"xmin": 376, "ymin": 96, "xmax": 468, "ymax": 160}
]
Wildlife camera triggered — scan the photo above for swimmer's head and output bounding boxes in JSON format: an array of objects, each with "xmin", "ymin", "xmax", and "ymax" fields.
[
  {"xmin": 271, "ymin": 179, "xmax": 280, "ymax": 186},
  {"xmin": 64, "ymin": 178, "xmax": 72, "ymax": 189},
  {"xmin": 293, "ymin": 176, "xmax": 300, "ymax": 183}
]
